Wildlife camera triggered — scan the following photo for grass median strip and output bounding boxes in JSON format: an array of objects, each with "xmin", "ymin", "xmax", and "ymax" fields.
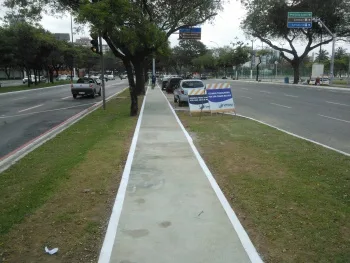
[
  {"xmin": 177, "ymin": 112, "xmax": 350, "ymax": 263},
  {"xmin": 0, "ymin": 89, "xmax": 141, "ymax": 262},
  {"xmin": 0, "ymin": 81, "xmax": 70, "ymax": 93}
]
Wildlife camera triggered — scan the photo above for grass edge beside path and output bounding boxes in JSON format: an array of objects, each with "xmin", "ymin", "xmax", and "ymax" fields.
[
  {"xmin": 177, "ymin": 112, "xmax": 350, "ymax": 263},
  {"xmin": 0, "ymin": 90, "xmax": 142, "ymax": 262},
  {"xmin": 0, "ymin": 80, "xmax": 71, "ymax": 93}
]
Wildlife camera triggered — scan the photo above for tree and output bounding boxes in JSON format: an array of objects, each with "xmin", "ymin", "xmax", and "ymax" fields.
[
  {"xmin": 255, "ymin": 49, "xmax": 271, "ymax": 81},
  {"xmin": 335, "ymin": 47, "xmax": 347, "ymax": 60},
  {"xmin": 0, "ymin": 26, "xmax": 17, "ymax": 79},
  {"xmin": 231, "ymin": 41, "xmax": 251, "ymax": 76},
  {"xmin": 5, "ymin": 0, "xmax": 222, "ymax": 115},
  {"xmin": 169, "ymin": 40, "xmax": 207, "ymax": 74},
  {"xmin": 241, "ymin": 0, "xmax": 350, "ymax": 84},
  {"xmin": 315, "ymin": 49, "xmax": 329, "ymax": 62},
  {"xmin": 192, "ymin": 51, "xmax": 217, "ymax": 74}
]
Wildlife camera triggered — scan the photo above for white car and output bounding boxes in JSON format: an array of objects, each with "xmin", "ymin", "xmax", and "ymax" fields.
[
  {"xmin": 23, "ymin": 75, "xmax": 35, "ymax": 84},
  {"xmin": 173, "ymin": 79, "xmax": 205, "ymax": 106},
  {"xmin": 107, "ymin": 75, "xmax": 115, "ymax": 80}
]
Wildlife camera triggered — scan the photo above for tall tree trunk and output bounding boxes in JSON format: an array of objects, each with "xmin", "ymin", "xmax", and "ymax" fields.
[
  {"xmin": 48, "ymin": 66, "xmax": 54, "ymax": 83},
  {"xmin": 132, "ymin": 58, "xmax": 146, "ymax": 95},
  {"xmin": 4, "ymin": 67, "xmax": 11, "ymax": 79},
  {"xmin": 256, "ymin": 56, "xmax": 262, "ymax": 81},
  {"xmin": 27, "ymin": 69, "xmax": 31, "ymax": 87},
  {"xmin": 144, "ymin": 58, "xmax": 149, "ymax": 83},
  {"xmin": 123, "ymin": 58, "xmax": 138, "ymax": 116},
  {"xmin": 292, "ymin": 60, "xmax": 300, "ymax": 84}
]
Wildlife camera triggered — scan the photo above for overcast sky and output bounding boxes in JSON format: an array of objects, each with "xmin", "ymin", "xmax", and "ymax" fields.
[{"xmin": 2, "ymin": 1, "xmax": 348, "ymax": 56}]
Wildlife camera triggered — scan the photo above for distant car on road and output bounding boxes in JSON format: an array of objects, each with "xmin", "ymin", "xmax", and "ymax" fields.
[
  {"xmin": 222, "ymin": 76, "xmax": 228, "ymax": 79},
  {"xmin": 200, "ymin": 74, "xmax": 208, "ymax": 80},
  {"xmin": 23, "ymin": 75, "xmax": 35, "ymax": 84},
  {"xmin": 107, "ymin": 74, "xmax": 115, "ymax": 80},
  {"xmin": 120, "ymin": 74, "xmax": 127, "ymax": 79},
  {"xmin": 56, "ymin": 75, "xmax": 69, "ymax": 81},
  {"xmin": 166, "ymin": 77, "xmax": 183, "ymax": 93},
  {"xmin": 71, "ymin": 78, "xmax": 102, "ymax": 99},
  {"xmin": 173, "ymin": 79, "xmax": 205, "ymax": 106}
]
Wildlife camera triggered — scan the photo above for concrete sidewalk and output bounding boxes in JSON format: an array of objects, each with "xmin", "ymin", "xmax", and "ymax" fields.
[{"xmin": 98, "ymin": 86, "xmax": 262, "ymax": 263}]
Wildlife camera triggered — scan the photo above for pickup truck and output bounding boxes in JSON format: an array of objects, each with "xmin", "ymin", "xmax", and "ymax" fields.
[{"xmin": 71, "ymin": 78, "xmax": 102, "ymax": 99}]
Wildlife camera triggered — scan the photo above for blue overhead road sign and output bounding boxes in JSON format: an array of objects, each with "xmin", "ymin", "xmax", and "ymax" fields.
[
  {"xmin": 179, "ymin": 27, "xmax": 201, "ymax": 40},
  {"xmin": 288, "ymin": 22, "xmax": 312, "ymax": 28}
]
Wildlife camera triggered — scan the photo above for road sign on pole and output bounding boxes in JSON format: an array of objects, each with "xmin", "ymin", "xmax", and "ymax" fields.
[
  {"xmin": 179, "ymin": 27, "xmax": 201, "ymax": 40},
  {"xmin": 287, "ymin": 12, "xmax": 313, "ymax": 29}
]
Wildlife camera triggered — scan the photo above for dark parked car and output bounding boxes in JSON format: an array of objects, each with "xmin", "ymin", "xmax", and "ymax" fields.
[
  {"xmin": 162, "ymin": 77, "xmax": 170, "ymax": 90},
  {"xmin": 166, "ymin": 77, "xmax": 183, "ymax": 93},
  {"xmin": 200, "ymin": 74, "xmax": 208, "ymax": 80}
]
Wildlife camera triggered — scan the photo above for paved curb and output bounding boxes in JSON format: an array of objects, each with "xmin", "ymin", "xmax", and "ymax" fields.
[
  {"xmin": 214, "ymin": 79, "xmax": 350, "ymax": 92},
  {"xmin": 0, "ymin": 87, "xmax": 129, "ymax": 174}
]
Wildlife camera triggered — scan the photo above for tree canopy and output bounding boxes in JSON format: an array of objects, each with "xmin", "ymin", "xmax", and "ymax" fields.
[{"xmin": 241, "ymin": 0, "xmax": 350, "ymax": 83}]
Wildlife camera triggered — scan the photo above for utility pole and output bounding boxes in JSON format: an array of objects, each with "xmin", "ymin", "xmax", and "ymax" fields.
[
  {"xmin": 70, "ymin": 15, "xmax": 74, "ymax": 83},
  {"xmin": 251, "ymin": 39, "xmax": 255, "ymax": 79},
  {"xmin": 98, "ymin": 33, "xmax": 106, "ymax": 110},
  {"xmin": 313, "ymin": 18, "xmax": 336, "ymax": 85}
]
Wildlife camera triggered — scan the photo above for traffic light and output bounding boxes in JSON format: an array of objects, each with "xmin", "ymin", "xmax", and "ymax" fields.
[{"xmin": 91, "ymin": 38, "xmax": 100, "ymax": 54}]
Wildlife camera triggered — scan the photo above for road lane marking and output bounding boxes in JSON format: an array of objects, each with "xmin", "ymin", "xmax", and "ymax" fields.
[
  {"xmin": 284, "ymin": 94, "xmax": 299, "ymax": 98},
  {"xmin": 61, "ymin": 96, "xmax": 72, "ymax": 100},
  {"xmin": 240, "ymin": 96, "xmax": 252, "ymax": 99},
  {"xmin": 18, "ymin": 104, "xmax": 44, "ymax": 113},
  {"xmin": 270, "ymin": 102, "xmax": 292, "ymax": 109},
  {"xmin": 259, "ymin": 90, "xmax": 271, "ymax": 94},
  {"xmin": 2, "ymin": 103, "xmax": 96, "ymax": 119},
  {"xmin": 241, "ymin": 88, "xmax": 249, "ymax": 90},
  {"xmin": 12, "ymin": 97, "xmax": 27, "ymax": 101},
  {"xmin": 325, "ymin": 101, "xmax": 350, "ymax": 107},
  {"xmin": 318, "ymin": 114, "xmax": 350, "ymax": 124}
]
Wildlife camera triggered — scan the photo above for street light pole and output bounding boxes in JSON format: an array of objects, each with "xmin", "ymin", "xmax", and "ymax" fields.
[
  {"xmin": 313, "ymin": 18, "xmax": 336, "ymax": 85},
  {"xmin": 98, "ymin": 33, "xmax": 106, "ymax": 110},
  {"xmin": 250, "ymin": 39, "xmax": 255, "ymax": 79},
  {"xmin": 70, "ymin": 15, "xmax": 74, "ymax": 82}
]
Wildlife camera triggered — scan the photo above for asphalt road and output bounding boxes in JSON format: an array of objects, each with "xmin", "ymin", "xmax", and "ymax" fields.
[
  {"xmin": 0, "ymin": 79, "xmax": 128, "ymax": 159},
  {"xmin": 170, "ymin": 79, "xmax": 350, "ymax": 154}
]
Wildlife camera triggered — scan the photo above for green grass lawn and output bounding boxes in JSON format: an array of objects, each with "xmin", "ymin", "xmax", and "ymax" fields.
[
  {"xmin": 0, "ymin": 80, "xmax": 71, "ymax": 93},
  {"xmin": 0, "ymin": 90, "xmax": 141, "ymax": 262},
  {"xmin": 333, "ymin": 79, "xmax": 348, "ymax": 85},
  {"xmin": 178, "ymin": 112, "xmax": 350, "ymax": 263}
]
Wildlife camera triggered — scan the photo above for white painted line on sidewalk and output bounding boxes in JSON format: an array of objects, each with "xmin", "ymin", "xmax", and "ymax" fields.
[
  {"xmin": 318, "ymin": 114, "xmax": 350, "ymax": 124},
  {"xmin": 18, "ymin": 104, "xmax": 44, "ymax": 113},
  {"xmin": 284, "ymin": 94, "xmax": 298, "ymax": 98},
  {"xmin": 61, "ymin": 96, "xmax": 72, "ymax": 100},
  {"xmin": 325, "ymin": 101, "xmax": 350, "ymax": 107},
  {"xmin": 98, "ymin": 87, "xmax": 147, "ymax": 263},
  {"xmin": 259, "ymin": 90, "xmax": 271, "ymax": 94},
  {"xmin": 12, "ymin": 97, "xmax": 27, "ymax": 101},
  {"xmin": 240, "ymin": 96, "xmax": 253, "ymax": 99},
  {"xmin": 270, "ymin": 102, "xmax": 292, "ymax": 109},
  {"xmin": 232, "ymin": 114, "xmax": 350, "ymax": 157},
  {"xmin": 160, "ymin": 86, "xmax": 263, "ymax": 263}
]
